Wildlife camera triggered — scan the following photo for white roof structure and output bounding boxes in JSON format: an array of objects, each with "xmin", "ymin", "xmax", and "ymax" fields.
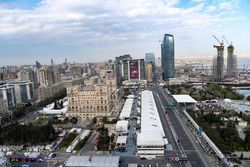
[
  {"xmin": 116, "ymin": 136, "xmax": 127, "ymax": 144},
  {"xmin": 119, "ymin": 99, "xmax": 133, "ymax": 119},
  {"xmin": 137, "ymin": 131, "xmax": 164, "ymax": 146},
  {"xmin": 116, "ymin": 120, "xmax": 129, "ymax": 132},
  {"xmin": 173, "ymin": 95, "xmax": 197, "ymax": 103},
  {"xmin": 137, "ymin": 90, "xmax": 165, "ymax": 146},
  {"xmin": 40, "ymin": 101, "xmax": 68, "ymax": 115},
  {"xmin": 65, "ymin": 156, "xmax": 120, "ymax": 167}
]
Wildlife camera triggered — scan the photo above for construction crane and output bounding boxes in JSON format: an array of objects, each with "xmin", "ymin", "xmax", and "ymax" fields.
[
  {"xmin": 222, "ymin": 35, "xmax": 232, "ymax": 45},
  {"xmin": 213, "ymin": 35, "xmax": 224, "ymax": 46}
]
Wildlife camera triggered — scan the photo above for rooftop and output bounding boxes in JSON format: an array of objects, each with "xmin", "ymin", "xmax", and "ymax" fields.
[
  {"xmin": 65, "ymin": 155, "xmax": 120, "ymax": 167},
  {"xmin": 173, "ymin": 95, "xmax": 197, "ymax": 103}
]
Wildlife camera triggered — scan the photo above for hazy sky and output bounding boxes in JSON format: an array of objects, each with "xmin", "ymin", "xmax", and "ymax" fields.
[{"xmin": 0, "ymin": 0, "xmax": 250, "ymax": 65}]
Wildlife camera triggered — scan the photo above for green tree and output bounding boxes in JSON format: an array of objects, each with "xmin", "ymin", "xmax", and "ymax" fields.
[{"xmin": 70, "ymin": 117, "xmax": 78, "ymax": 124}]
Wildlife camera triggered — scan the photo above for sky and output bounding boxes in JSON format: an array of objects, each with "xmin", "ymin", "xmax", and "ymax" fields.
[{"xmin": 0, "ymin": 0, "xmax": 250, "ymax": 65}]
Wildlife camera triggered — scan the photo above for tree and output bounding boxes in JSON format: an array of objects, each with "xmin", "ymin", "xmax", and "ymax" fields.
[
  {"xmin": 70, "ymin": 117, "xmax": 78, "ymax": 124},
  {"xmin": 247, "ymin": 96, "xmax": 250, "ymax": 101},
  {"xmin": 240, "ymin": 153, "xmax": 244, "ymax": 160}
]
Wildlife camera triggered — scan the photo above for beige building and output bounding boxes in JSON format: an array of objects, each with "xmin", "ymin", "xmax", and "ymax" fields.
[
  {"xmin": 35, "ymin": 83, "xmax": 65, "ymax": 102},
  {"xmin": 145, "ymin": 63, "xmax": 153, "ymax": 82},
  {"xmin": 67, "ymin": 79, "xmax": 117, "ymax": 120},
  {"xmin": 39, "ymin": 66, "xmax": 61, "ymax": 87}
]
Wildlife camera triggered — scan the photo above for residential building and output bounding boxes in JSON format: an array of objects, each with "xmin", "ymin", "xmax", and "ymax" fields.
[
  {"xmin": 67, "ymin": 78, "xmax": 117, "ymax": 120},
  {"xmin": 18, "ymin": 67, "xmax": 40, "ymax": 87},
  {"xmin": 35, "ymin": 83, "xmax": 64, "ymax": 102},
  {"xmin": 161, "ymin": 34, "xmax": 175, "ymax": 80},
  {"xmin": 122, "ymin": 59, "xmax": 145, "ymax": 81},
  {"xmin": 39, "ymin": 66, "xmax": 61, "ymax": 87}
]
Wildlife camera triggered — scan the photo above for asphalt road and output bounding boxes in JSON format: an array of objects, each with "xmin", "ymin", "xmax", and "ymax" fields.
[{"xmin": 153, "ymin": 86, "xmax": 207, "ymax": 167}]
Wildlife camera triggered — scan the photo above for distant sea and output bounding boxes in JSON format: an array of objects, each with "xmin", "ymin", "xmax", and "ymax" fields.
[{"xmin": 238, "ymin": 57, "xmax": 250, "ymax": 67}]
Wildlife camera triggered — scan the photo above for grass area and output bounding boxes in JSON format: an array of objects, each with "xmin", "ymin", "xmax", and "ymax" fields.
[
  {"xmin": 60, "ymin": 133, "xmax": 78, "ymax": 149},
  {"xmin": 234, "ymin": 137, "xmax": 247, "ymax": 151},
  {"xmin": 33, "ymin": 117, "xmax": 48, "ymax": 126}
]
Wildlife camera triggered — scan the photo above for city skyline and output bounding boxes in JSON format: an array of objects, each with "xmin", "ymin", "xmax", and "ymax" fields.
[{"xmin": 0, "ymin": 0, "xmax": 250, "ymax": 65}]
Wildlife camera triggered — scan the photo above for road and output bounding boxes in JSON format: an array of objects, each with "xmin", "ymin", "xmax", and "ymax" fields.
[
  {"xmin": 152, "ymin": 86, "xmax": 208, "ymax": 167},
  {"xmin": 80, "ymin": 132, "xmax": 98, "ymax": 155}
]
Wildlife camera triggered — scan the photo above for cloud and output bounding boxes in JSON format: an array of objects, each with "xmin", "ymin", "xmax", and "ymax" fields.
[{"xmin": 0, "ymin": 0, "xmax": 245, "ymax": 44}]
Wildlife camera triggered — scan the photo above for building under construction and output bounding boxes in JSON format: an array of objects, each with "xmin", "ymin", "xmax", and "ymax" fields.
[
  {"xmin": 225, "ymin": 40, "xmax": 237, "ymax": 78},
  {"xmin": 212, "ymin": 36, "xmax": 224, "ymax": 82}
]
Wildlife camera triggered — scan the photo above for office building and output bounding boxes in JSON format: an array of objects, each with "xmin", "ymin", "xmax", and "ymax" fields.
[
  {"xmin": 0, "ymin": 85, "xmax": 16, "ymax": 110},
  {"xmin": 226, "ymin": 44, "xmax": 237, "ymax": 78},
  {"xmin": 67, "ymin": 78, "xmax": 117, "ymax": 120},
  {"xmin": 18, "ymin": 67, "xmax": 40, "ymax": 87},
  {"xmin": 7, "ymin": 81, "xmax": 34, "ymax": 105},
  {"xmin": 145, "ymin": 53, "xmax": 156, "ymax": 72},
  {"xmin": 161, "ymin": 34, "xmax": 175, "ymax": 80},
  {"xmin": 122, "ymin": 59, "xmax": 145, "ymax": 81},
  {"xmin": 114, "ymin": 55, "xmax": 132, "ymax": 86}
]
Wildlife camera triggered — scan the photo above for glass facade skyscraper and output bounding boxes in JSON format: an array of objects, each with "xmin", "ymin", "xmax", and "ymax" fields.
[
  {"xmin": 145, "ymin": 53, "xmax": 156, "ymax": 72},
  {"xmin": 161, "ymin": 34, "xmax": 175, "ymax": 80}
]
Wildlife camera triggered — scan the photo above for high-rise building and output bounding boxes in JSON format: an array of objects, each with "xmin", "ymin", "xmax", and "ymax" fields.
[
  {"xmin": 161, "ymin": 34, "xmax": 175, "ymax": 80},
  {"xmin": 213, "ymin": 44, "xmax": 224, "ymax": 81},
  {"xmin": 145, "ymin": 53, "xmax": 156, "ymax": 72},
  {"xmin": 145, "ymin": 63, "xmax": 153, "ymax": 82},
  {"xmin": 114, "ymin": 55, "xmax": 132, "ymax": 86},
  {"xmin": 122, "ymin": 59, "xmax": 145, "ymax": 81},
  {"xmin": 226, "ymin": 44, "xmax": 237, "ymax": 78}
]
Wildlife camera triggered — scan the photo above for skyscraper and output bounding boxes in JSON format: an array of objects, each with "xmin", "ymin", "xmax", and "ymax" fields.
[
  {"xmin": 145, "ymin": 53, "xmax": 156, "ymax": 72},
  {"xmin": 226, "ymin": 44, "xmax": 237, "ymax": 78},
  {"xmin": 213, "ymin": 44, "xmax": 224, "ymax": 82},
  {"xmin": 161, "ymin": 34, "xmax": 175, "ymax": 80}
]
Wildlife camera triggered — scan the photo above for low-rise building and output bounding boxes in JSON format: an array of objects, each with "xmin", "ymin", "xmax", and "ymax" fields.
[
  {"xmin": 65, "ymin": 155, "xmax": 120, "ymax": 167},
  {"xmin": 137, "ymin": 90, "xmax": 165, "ymax": 159},
  {"xmin": 116, "ymin": 120, "xmax": 129, "ymax": 135}
]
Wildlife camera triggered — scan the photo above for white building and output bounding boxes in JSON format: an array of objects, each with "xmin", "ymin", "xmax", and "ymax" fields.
[
  {"xmin": 116, "ymin": 135, "xmax": 127, "ymax": 149},
  {"xmin": 119, "ymin": 98, "xmax": 133, "ymax": 120},
  {"xmin": 116, "ymin": 120, "xmax": 129, "ymax": 135},
  {"xmin": 39, "ymin": 100, "xmax": 68, "ymax": 115},
  {"xmin": 137, "ymin": 90, "xmax": 165, "ymax": 159}
]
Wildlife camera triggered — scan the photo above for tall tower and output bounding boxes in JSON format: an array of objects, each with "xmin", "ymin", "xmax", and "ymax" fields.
[
  {"xmin": 226, "ymin": 44, "xmax": 237, "ymax": 78},
  {"xmin": 212, "ymin": 35, "xmax": 224, "ymax": 82},
  {"xmin": 161, "ymin": 34, "xmax": 175, "ymax": 81},
  {"xmin": 213, "ymin": 45, "xmax": 224, "ymax": 82}
]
